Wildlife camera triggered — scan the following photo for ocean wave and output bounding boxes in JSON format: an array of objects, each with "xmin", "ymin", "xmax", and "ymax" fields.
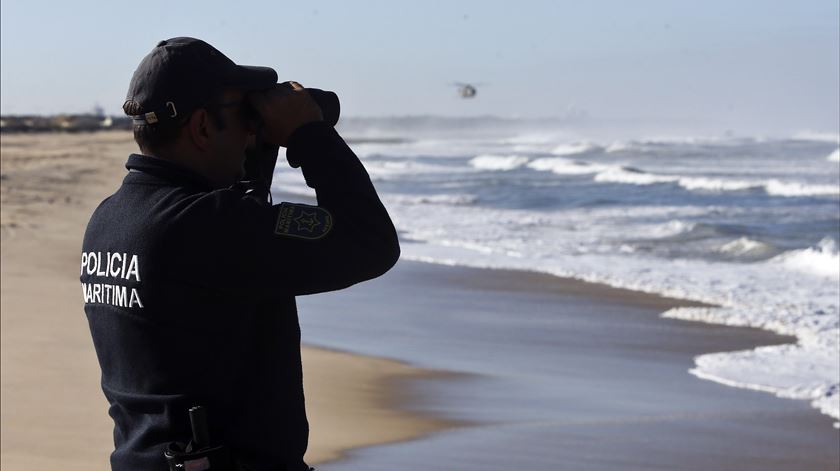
[
  {"xmin": 603, "ymin": 139, "xmax": 677, "ymax": 153},
  {"xmin": 605, "ymin": 141, "xmax": 631, "ymax": 153},
  {"xmin": 636, "ymin": 135, "xmax": 734, "ymax": 145},
  {"xmin": 526, "ymin": 157, "xmax": 605, "ymax": 175},
  {"xmin": 764, "ymin": 179, "xmax": 840, "ymax": 197},
  {"xmin": 718, "ymin": 237, "xmax": 775, "ymax": 257},
  {"xmin": 352, "ymin": 137, "xmax": 508, "ymax": 160},
  {"xmin": 550, "ymin": 142, "xmax": 601, "ymax": 156},
  {"xmin": 827, "ymin": 149, "xmax": 840, "ymax": 162},
  {"xmin": 677, "ymin": 176, "xmax": 760, "ymax": 192},
  {"xmin": 593, "ymin": 166, "xmax": 838, "ymax": 197},
  {"xmin": 768, "ymin": 238, "xmax": 840, "ymax": 279},
  {"xmin": 498, "ymin": 134, "xmax": 559, "ymax": 145},
  {"xmin": 663, "ymin": 306, "xmax": 839, "ymax": 423},
  {"xmin": 364, "ymin": 160, "xmax": 467, "ymax": 178},
  {"xmin": 594, "ymin": 167, "xmax": 759, "ymax": 191},
  {"xmin": 603, "ymin": 135, "xmax": 768, "ymax": 154},
  {"xmin": 792, "ymin": 131, "xmax": 840, "ymax": 143},
  {"xmin": 646, "ymin": 220, "xmax": 698, "ymax": 238},
  {"xmin": 524, "ymin": 156, "xmax": 840, "ymax": 197},
  {"xmin": 593, "ymin": 167, "xmax": 676, "ymax": 185},
  {"xmin": 691, "ymin": 348, "xmax": 840, "ymax": 425},
  {"xmin": 388, "ymin": 194, "xmax": 478, "ymax": 206},
  {"xmin": 469, "ymin": 154, "xmax": 530, "ymax": 170}
]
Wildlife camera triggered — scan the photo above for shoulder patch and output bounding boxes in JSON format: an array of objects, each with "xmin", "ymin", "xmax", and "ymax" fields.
[{"xmin": 274, "ymin": 202, "xmax": 333, "ymax": 240}]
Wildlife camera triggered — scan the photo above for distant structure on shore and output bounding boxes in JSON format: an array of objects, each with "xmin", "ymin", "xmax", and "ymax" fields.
[{"xmin": 0, "ymin": 113, "xmax": 132, "ymax": 133}]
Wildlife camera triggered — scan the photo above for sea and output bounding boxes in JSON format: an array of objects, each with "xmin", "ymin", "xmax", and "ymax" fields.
[{"xmin": 272, "ymin": 116, "xmax": 840, "ymax": 463}]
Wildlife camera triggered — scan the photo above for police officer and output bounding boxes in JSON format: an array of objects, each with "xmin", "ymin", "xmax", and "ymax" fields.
[{"xmin": 80, "ymin": 37, "xmax": 400, "ymax": 470}]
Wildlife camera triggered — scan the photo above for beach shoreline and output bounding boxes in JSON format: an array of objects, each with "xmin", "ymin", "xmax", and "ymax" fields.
[
  {"xmin": 298, "ymin": 258, "xmax": 839, "ymax": 470},
  {"xmin": 301, "ymin": 346, "xmax": 468, "ymax": 465},
  {"xmin": 2, "ymin": 131, "xmax": 836, "ymax": 470}
]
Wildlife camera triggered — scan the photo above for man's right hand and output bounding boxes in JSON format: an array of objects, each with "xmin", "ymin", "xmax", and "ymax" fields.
[{"xmin": 247, "ymin": 81, "xmax": 323, "ymax": 147}]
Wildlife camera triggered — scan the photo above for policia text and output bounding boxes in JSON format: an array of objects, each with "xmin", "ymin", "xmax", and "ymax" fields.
[{"xmin": 80, "ymin": 251, "xmax": 144, "ymax": 308}]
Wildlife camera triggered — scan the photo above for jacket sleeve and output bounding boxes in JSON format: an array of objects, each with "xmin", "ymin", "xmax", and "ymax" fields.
[{"xmin": 182, "ymin": 122, "xmax": 400, "ymax": 298}]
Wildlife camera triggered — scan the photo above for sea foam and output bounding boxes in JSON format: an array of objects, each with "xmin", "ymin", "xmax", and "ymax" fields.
[
  {"xmin": 592, "ymin": 167, "xmax": 838, "ymax": 197},
  {"xmin": 769, "ymin": 238, "xmax": 840, "ymax": 279},
  {"xmin": 718, "ymin": 237, "xmax": 775, "ymax": 257},
  {"xmin": 526, "ymin": 157, "xmax": 605, "ymax": 175},
  {"xmin": 469, "ymin": 154, "xmax": 530, "ymax": 170},
  {"xmin": 551, "ymin": 142, "xmax": 601, "ymax": 156},
  {"xmin": 764, "ymin": 179, "xmax": 840, "ymax": 197},
  {"xmin": 793, "ymin": 131, "xmax": 840, "ymax": 143},
  {"xmin": 663, "ymin": 303, "xmax": 839, "ymax": 424}
]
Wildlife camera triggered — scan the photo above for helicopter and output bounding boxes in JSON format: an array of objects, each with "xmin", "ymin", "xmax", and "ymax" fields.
[{"xmin": 453, "ymin": 82, "xmax": 483, "ymax": 99}]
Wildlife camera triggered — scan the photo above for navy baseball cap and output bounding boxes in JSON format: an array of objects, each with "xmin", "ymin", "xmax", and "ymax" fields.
[{"xmin": 124, "ymin": 37, "xmax": 277, "ymax": 125}]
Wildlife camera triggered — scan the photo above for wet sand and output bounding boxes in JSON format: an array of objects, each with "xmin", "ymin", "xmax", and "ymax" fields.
[{"xmin": 298, "ymin": 260, "xmax": 840, "ymax": 470}]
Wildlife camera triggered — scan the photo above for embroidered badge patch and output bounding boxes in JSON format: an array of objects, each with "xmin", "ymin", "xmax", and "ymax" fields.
[{"xmin": 274, "ymin": 202, "xmax": 333, "ymax": 240}]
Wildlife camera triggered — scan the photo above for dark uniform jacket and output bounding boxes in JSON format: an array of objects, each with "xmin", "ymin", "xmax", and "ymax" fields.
[{"xmin": 80, "ymin": 122, "xmax": 400, "ymax": 471}]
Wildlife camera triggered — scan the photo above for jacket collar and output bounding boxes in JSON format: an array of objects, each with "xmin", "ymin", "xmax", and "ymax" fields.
[{"xmin": 125, "ymin": 153, "xmax": 214, "ymax": 190}]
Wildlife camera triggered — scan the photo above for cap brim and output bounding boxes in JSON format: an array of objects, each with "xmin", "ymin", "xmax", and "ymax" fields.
[{"xmin": 225, "ymin": 65, "xmax": 278, "ymax": 91}]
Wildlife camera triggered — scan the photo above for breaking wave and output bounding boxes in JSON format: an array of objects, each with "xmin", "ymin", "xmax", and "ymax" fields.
[
  {"xmin": 469, "ymin": 154, "xmax": 530, "ymax": 170},
  {"xmin": 591, "ymin": 167, "xmax": 839, "ymax": 197},
  {"xmin": 646, "ymin": 220, "xmax": 698, "ymax": 238},
  {"xmin": 718, "ymin": 237, "xmax": 776, "ymax": 258},
  {"xmin": 526, "ymin": 157, "xmax": 606, "ymax": 175},
  {"xmin": 763, "ymin": 179, "xmax": 840, "ymax": 197},
  {"xmin": 388, "ymin": 194, "xmax": 478, "ymax": 206},
  {"xmin": 550, "ymin": 142, "xmax": 601, "ymax": 156},
  {"xmin": 792, "ymin": 131, "xmax": 840, "ymax": 143},
  {"xmin": 768, "ymin": 238, "xmax": 840, "ymax": 279}
]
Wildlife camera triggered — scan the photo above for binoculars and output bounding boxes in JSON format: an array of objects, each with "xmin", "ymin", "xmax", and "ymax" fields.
[
  {"xmin": 242, "ymin": 82, "xmax": 339, "ymax": 183},
  {"xmin": 297, "ymin": 87, "xmax": 340, "ymax": 127},
  {"xmin": 262, "ymin": 82, "xmax": 339, "ymax": 127}
]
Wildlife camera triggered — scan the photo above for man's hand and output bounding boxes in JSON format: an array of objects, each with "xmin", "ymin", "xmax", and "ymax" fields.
[{"xmin": 247, "ymin": 81, "xmax": 323, "ymax": 147}]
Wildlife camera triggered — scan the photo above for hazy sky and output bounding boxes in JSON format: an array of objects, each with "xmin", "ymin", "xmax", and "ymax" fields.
[{"xmin": 2, "ymin": 0, "xmax": 838, "ymax": 133}]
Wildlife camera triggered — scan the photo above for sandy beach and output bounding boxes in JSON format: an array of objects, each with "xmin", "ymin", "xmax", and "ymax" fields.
[
  {"xmin": 2, "ymin": 130, "xmax": 838, "ymax": 470},
  {"xmin": 0, "ymin": 131, "xmax": 453, "ymax": 469}
]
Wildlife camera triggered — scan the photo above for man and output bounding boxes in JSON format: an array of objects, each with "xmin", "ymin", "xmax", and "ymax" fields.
[{"xmin": 80, "ymin": 37, "xmax": 400, "ymax": 470}]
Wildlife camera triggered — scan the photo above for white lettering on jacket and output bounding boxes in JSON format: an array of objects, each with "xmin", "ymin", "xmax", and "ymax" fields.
[
  {"xmin": 80, "ymin": 251, "xmax": 144, "ymax": 308},
  {"xmin": 80, "ymin": 252, "xmax": 141, "ymax": 281}
]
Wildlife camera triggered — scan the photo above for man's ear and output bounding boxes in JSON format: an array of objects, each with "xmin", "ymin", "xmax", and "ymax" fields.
[{"xmin": 187, "ymin": 108, "xmax": 212, "ymax": 151}]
